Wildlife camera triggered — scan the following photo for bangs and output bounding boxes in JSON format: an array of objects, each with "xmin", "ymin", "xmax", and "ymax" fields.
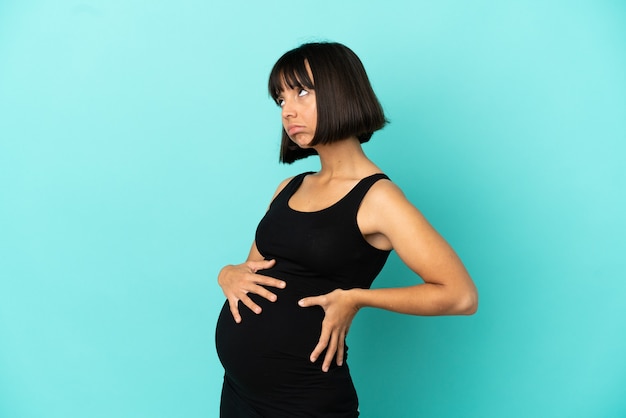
[
  {"xmin": 268, "ymin": 51, "xmax": 314, "ymax": 102},
  {"xmin": 268, "ymin": 42, "xmax": 387, "ymax": 164}
]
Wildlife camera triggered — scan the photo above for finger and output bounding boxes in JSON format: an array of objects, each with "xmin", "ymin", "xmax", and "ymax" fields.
[
  {"xmin": 247, "ymin": 258, "xmax": 276, "ymax": 273},
  {"xmin": 322, "ymin": 331, "xmax": 339, "ymax": 372},
  {"xmin": 239, "ymin": 294, "xmax": 263, "ymax": 315},
  {"xmin": 227, "ymin": 298, "xmax": 242, "ymax": 324},
  {"xmin": 336, "ymin": 333, "xmax": 345, "ymax": 366},
  {"xmin": 298, "ymin": 295, "xmax": 321, "ymax": 308},
  {"xmin": 254, "ymin": 275, "xmax": 286, "ymax": 290},
  {"xmin": 310, "ymin": 326, "xmax": 331, "ymax": 364},
  {"xmin": 249, "ymin": 284, "xmax": 281, "ymax": 303}
]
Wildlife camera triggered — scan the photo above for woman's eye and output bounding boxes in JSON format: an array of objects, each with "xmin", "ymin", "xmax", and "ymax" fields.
[
  {"xmin": 277, "ymin": 98, "xmax": 285, "ymax": 107},
  {"xmin": 298, "ymin": 89, "xmax": 308, "ymax": 97}
]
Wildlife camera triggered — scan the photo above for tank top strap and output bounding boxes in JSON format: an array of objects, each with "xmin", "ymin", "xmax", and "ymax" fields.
[
  {"xmin": 271, "ymin": 172, "xmax": 314, "ymax": 206},
  {"xmin": 341, "ymin": 173, "xmax": 390, "ymax": 210}
]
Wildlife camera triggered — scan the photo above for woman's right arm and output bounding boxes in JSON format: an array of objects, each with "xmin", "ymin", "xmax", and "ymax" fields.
[{"xmin": 217, "ymin": 177, "xmax": 293, "ymax": 323}]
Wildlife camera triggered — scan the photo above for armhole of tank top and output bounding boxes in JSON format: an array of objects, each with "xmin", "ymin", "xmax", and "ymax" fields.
[
  {"xmin": 268, "ymin": 172, "xmax": 312, "ymax": 208},
  {"xmin": 354, "ymin": 174, "xmax": 392, "ymax": 253},
  {"xmin": 351, "ymin": 174, "xmax": 390, "ymax": 206}
]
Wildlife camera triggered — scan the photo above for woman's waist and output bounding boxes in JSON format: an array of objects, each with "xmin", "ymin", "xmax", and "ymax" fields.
[{"xmin": 256, "ymin": 264, "xmax": 361, "ymax": 296}]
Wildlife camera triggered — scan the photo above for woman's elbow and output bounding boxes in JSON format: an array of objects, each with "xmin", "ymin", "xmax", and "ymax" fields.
[{"xmin": 457, "ymin": 287, "xmax": 478, "ymax": 315}]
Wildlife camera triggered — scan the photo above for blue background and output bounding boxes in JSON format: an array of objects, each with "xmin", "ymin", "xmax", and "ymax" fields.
[{"xmin": 1, "ymin": 1, "xmax": 625, "ymax": 417}]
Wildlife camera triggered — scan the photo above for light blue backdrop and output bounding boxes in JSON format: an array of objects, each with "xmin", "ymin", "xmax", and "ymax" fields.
[{"xmin": 1, "ymin": 1, "xmax": 625, "ymax": 417}]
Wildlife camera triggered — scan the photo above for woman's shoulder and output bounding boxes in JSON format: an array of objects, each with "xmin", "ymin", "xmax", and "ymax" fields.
[
  {"xmin": 271, "ymin": 176, "xmax": 295, "ymax": 199},
  {"xmin": 367, "ymin": 174, "xmax": 402, "ymax": 196},
  {"xmin": 362, "ymin": 175, "xmax": 414, "ymax": 213},
  {"xmin": 270, "ymin": 171, "xmax": 313, "ymax": 200}
]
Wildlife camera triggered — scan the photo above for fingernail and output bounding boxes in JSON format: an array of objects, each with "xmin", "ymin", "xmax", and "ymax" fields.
[{"xmin": 298, "ymin": 300, "xmax": 304, "ymax": 306}]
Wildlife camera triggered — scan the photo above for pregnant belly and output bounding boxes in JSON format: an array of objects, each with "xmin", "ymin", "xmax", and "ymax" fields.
[{"xmin": 215, "ymin": 279, "xmax": 341, "ymax": 395}]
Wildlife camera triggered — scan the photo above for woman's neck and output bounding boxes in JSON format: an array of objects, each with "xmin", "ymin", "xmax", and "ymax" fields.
[{"xmin": 313, "ymin": 137, "xmax": 380, "ymax": 179}]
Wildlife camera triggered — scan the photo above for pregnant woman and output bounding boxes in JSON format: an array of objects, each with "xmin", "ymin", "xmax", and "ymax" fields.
[{"xmin": 215, "ymin": 42, "xmax": 478, "ymax": 417}]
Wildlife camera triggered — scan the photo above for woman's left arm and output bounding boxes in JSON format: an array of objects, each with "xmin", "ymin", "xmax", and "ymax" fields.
[{"xmin": 298, "ymin": 180, "xmax": 478, "ymax": 371}]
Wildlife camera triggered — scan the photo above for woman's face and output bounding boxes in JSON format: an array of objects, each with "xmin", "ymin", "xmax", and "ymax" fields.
[{"xmin": 277, "ymin": 65, "xmax": 317, "ymax": 148}]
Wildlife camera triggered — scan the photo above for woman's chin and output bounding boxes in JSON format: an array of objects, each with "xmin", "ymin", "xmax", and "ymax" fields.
[{"xmin": 290, "ymin": 138, "xmax": 313, "ymax": 149}]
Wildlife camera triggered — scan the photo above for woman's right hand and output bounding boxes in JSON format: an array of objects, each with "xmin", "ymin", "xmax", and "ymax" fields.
[{"xmin": 218, "ymin": 259, "xmax": 286, "ymax": 323}]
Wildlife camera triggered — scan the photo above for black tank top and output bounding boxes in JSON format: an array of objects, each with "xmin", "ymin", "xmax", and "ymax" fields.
[{"xmin": 216, "ymin": 172, "xmax": 391, "ymax": 417}]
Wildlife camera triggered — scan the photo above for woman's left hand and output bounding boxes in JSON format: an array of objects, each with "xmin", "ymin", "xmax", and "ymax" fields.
[{"xmin": 298, "ymin": 289, "xmax": 360, "ymax": 372}]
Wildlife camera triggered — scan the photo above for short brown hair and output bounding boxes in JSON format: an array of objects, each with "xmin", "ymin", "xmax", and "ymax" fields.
[{"xmin": 268, "ymin": 42, "xmax": 387, "ymax": 164}]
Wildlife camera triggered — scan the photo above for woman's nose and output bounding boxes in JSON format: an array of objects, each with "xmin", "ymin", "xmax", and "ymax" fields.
[{"xmin": 281, "ymin": 100, "xmax": 295, "ymax": 118}]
